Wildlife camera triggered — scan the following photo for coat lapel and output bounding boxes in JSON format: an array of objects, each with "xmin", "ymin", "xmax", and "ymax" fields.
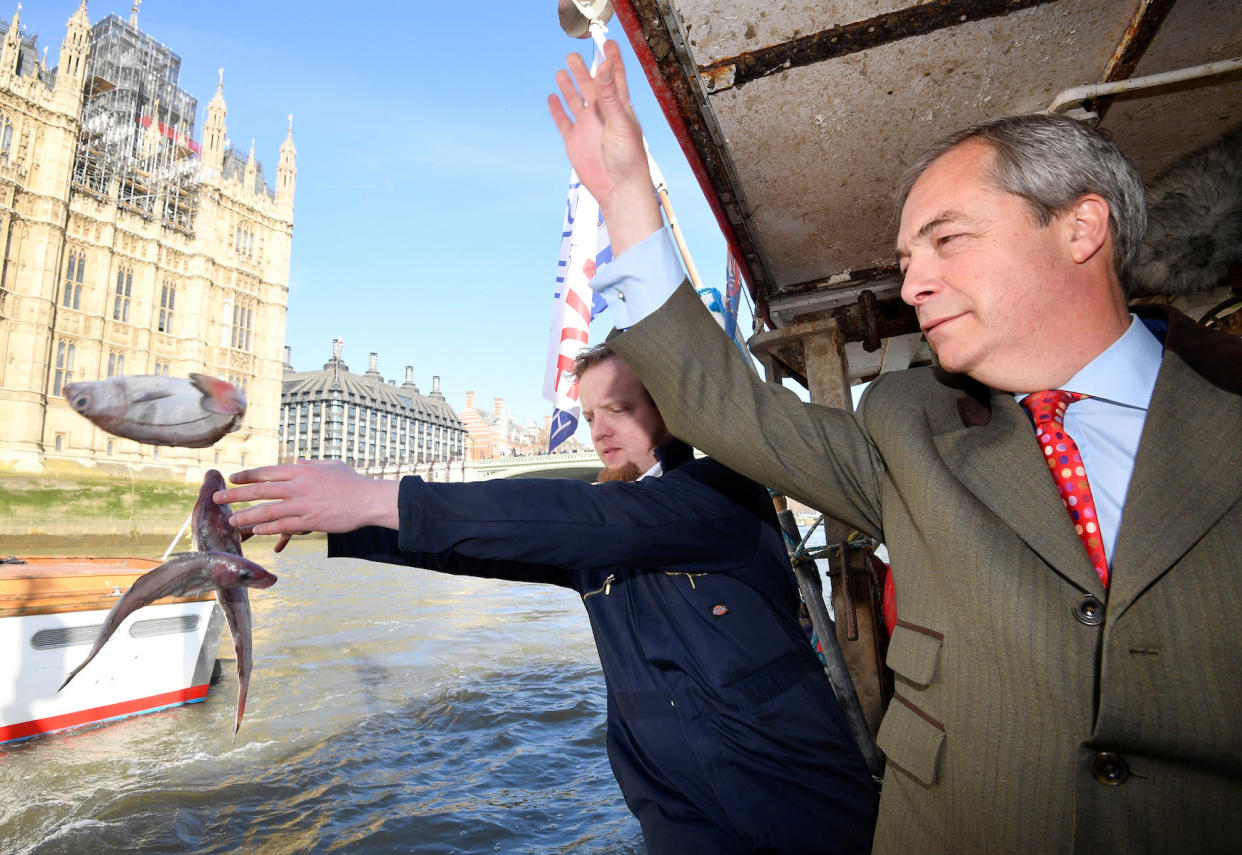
[
  {"xmin": 1109, "ymin": 352, "xmax": 1242, "ymax": 614},
  {"xmin": 934, "ymin": 389, "xmax": 1105, "ymax": 594}
]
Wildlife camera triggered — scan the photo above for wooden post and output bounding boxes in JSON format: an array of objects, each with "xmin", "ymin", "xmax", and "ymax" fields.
[{"xmin": 751, "ymin": 317, "xmax": 890, "ymax": 740}]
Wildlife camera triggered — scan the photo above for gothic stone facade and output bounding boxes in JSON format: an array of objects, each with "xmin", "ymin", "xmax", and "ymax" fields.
[{"xmin": 0, "ymin": 4, "xmax": 295, "ymax": 478}]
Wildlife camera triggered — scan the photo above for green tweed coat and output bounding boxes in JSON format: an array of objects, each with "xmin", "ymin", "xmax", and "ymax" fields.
[{"xmin": 612, "ymin": 281, "xmax": 1242, "ymax": 855}]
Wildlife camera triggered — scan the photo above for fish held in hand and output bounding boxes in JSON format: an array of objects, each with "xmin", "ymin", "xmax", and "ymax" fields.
[
  {"xmin": 63, "ymin": 373, "xmax": 246, "ymax": 448},
  {"xmin": 195, "ymin": 469, "xmax": 242, "ymax": 554},
  {"xmin": 58, "ymin": 551, "xmax": 276, "ymax": 692},
  {"xmin": 193, "ymin": 469, "xmax": 258, "ymax": 735}
]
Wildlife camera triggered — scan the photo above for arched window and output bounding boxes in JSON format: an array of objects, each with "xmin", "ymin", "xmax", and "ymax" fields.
[
  {"xmin": 235, "ymin": 222, "xmax": 256, "ymax": 258},
  {"xmin": 74, "ymin": 249, "xmax": 85, "ymax": 308},
  {"xmin": 158, "ymin": 281, "xmax": 175, "ymax": 333},
  {"xmin": 0, "ymin": 113, "xmax": 12, "ymax": 161},
  {"xmin": 230, "ymin": 300, "xmax": 255, "ymax": 352},
  {"xmin": 113, "ymin": 266, "xmax": 132, "ymax": 322},
  {"xmin": 53, "ymin": 340, "xmax": 76, "ymax": 396},
  {"xmin": 63, "ymin": 250, "xmax": 85, "ymax": 309},
  {"xmin": 63, "ymin": 253, "xmax": 76, "ymax": 307}
]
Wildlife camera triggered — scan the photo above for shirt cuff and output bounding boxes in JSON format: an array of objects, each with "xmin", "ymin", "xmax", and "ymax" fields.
[{"xmin": 590, "ymin": 227, "xmax": 684, "ymax": 328}]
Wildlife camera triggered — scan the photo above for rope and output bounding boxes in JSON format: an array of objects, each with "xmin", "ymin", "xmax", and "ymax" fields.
[{"xmin": 769, "ymin": 491, "xmax": 871, "ymax": 563}]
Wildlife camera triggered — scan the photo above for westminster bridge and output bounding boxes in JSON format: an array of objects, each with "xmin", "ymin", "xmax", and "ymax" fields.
[{"xmin": 359, "ymin": 450, "xmax": 601, "ymax": 483}]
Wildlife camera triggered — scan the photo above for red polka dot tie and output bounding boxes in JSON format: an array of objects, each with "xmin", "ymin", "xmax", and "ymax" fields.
[{"xmin": 1021, "ymin": 390, "xmax": 1110, "ymax": 588}]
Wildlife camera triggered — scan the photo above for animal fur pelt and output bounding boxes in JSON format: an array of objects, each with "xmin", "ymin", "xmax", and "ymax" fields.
[{"xmin": 1131, "ymin": 126, "xmax": 1242, "ymax": 296}]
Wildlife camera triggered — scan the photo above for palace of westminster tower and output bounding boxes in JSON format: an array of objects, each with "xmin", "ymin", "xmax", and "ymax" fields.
[{"xmin": 0, "ymin": 2, "xmax": 295, "ymax": 476}]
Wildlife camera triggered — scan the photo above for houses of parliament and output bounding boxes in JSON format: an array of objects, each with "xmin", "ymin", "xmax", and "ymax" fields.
[{"xmin": 0, "ymin": 3, "xmax": 295, "ymax": 478}]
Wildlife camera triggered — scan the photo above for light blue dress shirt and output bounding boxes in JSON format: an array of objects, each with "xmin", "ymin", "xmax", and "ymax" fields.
[
  {"xmin": 592, "ymin": 226, "xmax": 1165, "ymax": 567},
  {"xmin": 590, "ymin": 226, "xmax": 683, "ymax": 328}
]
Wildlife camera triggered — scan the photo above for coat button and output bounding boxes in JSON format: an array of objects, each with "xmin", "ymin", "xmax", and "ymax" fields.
[
  {"xmin": 1089, "ymin": 752, "xmax": 1130, "ymax": 786},
  {"xmin": 1074, "ymin": 595, "xmax": 1105, "ymax": 626}
]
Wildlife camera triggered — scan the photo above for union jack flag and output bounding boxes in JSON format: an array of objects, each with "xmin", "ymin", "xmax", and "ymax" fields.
[{"xmin": 543, "ymin": 174, "xmax": 610, "ymax": 451}]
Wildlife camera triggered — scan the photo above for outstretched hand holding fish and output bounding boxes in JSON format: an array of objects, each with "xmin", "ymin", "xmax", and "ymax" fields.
[
  {"xmin": 63, "ymin": 373, "xmax": 245, "ymax": 448},
  {"xmin": 216, "ymin": 460, "xmax": 400, "ymax": 549},
  {"xmin": 61, "ymin": 470, "xmax": 277, "ymax": 738}
]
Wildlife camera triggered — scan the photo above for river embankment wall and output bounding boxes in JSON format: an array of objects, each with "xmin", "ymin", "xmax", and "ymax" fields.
[{"xmin": 1, "ymin": 465, "xmax": 202, "ymax": 547}]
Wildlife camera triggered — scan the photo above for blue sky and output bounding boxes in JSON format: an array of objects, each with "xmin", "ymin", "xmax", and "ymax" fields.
[{"xmin": 20, "ymin": 1, "xmax": 736, "ymax": 435}]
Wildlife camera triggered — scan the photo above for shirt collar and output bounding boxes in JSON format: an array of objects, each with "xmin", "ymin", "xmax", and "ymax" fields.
[
  {"xmin": 1013, "ymin": 315, "xmax": 1163, "ymax": 410},
  {"xmin": 1061, "ymin": 314, "xmax": 1163, "ymax": 409}
]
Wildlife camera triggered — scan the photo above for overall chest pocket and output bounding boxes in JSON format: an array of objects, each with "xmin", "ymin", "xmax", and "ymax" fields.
[{"xmin": 630, "ymin": 569, "xmax": 809, "ymax": 700}]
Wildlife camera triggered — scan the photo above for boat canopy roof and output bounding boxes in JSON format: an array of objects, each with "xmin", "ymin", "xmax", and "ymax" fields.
[{"xmin": 608, "ymin": 0, "xmax": 1241, "ymax": 385}]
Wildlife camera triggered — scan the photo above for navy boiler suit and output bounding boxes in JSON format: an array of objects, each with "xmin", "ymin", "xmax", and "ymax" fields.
[{"xmin": 328, "ymin": 441, "xmax": 878, "ymax": 853}]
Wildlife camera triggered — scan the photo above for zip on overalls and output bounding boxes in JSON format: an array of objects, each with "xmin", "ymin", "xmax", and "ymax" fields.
[{"xmin": 582, "ymin": 573, "xmax": 615, "ymax": 600}]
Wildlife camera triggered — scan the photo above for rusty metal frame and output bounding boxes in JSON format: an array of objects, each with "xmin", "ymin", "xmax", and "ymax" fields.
[
  {"xmin": 613, "ymin": 0, "xmax": 776, "ymax": 327},
  {"xmin": 1090, "ymin": 0, "xmax": 1180, "ymax": 120},
  {"xmin": 613, "ymin": 0, "xmax": 1068, "ymax": 333},
  {"xmin": 698, "ymin": 0, "xmax": 1061, "ymax": 93}
]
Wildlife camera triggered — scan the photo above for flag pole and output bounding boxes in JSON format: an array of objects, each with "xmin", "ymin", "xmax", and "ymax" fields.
[{"xmin": 653, "ymin": 171, "xmax": 705, "ymax": 292}]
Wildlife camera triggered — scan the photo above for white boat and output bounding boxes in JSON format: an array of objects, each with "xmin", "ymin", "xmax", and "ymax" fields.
[{"xmin": 0, "ymin": 556, "xmax": 223, "ymax": 743}]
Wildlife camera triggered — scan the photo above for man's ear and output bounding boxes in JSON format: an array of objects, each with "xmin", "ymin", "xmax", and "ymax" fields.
[{"xmin": 1068, "ymin": 194, "xmax": 1111, "ymax": 264}]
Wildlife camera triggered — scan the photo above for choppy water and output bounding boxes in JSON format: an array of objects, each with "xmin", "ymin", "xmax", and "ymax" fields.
[{"xmin": 0, "ymin": 539, "xmax": 644, "ymax": 854}]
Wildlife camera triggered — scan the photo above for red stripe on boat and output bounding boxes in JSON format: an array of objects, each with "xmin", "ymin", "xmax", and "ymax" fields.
[{"xmin": 0, "ymin": 684, "xmax": 210, "ymax": 743}]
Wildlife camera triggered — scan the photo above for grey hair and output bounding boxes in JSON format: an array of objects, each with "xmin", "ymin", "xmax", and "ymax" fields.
[{"xmin": 895, "ymin": 114, "xmax": 1147, "ymax": 289}]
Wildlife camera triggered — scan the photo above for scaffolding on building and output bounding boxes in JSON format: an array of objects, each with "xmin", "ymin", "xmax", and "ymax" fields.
[{"xmin": 70, "ymin": 14, "xmax": 201, "ymax": 233}]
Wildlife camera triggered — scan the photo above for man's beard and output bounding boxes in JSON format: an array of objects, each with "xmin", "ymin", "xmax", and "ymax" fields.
[{"xmin": 597, "ymin": 461, "xmax": 644, "ymax": 483}]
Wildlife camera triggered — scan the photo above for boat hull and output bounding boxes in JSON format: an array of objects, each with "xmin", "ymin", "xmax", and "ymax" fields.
[{"xmin": 0, "ymin": 557, "xmax": 224, "ymax": 744}]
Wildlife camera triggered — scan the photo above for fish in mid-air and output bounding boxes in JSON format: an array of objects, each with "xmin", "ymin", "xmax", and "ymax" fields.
[
  {"xmin": 58, "ymin": 550, "xmax": 276, "ymax": 693},
  {"xmin": 63, "ymin": 373, "xmax": 246, "ymax": 448},
  {"xmin": 194, "ymin": 469, "xmax": 264, "ymax": 736}
]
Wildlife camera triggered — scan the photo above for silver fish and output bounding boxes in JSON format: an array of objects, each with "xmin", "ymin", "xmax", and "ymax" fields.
[
  {"xmin": 63, "ymin": 373, "xmax": 246, "ymax": 448},
  {"xmin": 58, "ymin": 550, "xmax": 276, "ymax": 692},
  {"xmin": 194, "ymin": 469, "xmax": 259, "ymax": 736}
]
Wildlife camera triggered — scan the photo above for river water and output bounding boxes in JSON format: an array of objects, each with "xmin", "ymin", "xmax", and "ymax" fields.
[{"xmin": 0, "ymin": 538, "xmax": 645, "ymax": 854}]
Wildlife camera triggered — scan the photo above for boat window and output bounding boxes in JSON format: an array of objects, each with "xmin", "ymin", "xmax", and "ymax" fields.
[
  {"xmin": 128, "ymin": 615, "xmax": 200, "ymax": 638},
  {"xmin": 31, "ymin": 625, "xmax": 102, "ymax": 649}
]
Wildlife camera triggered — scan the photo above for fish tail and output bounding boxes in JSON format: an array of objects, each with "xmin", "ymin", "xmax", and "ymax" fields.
[
  {"xmin": 233, "ymin": 675, "xmax": 247, "ymax": 737},
  {"xmin": 59, "ymin": 636, "xmax": 106, "ymax": 691},
  {"xmin": 190, "ymin": 373, "xmax": 246, "ymax": 416},
  {"xmin": 58, "ymin": 667, "xmax": 82, "ymax": 693}
]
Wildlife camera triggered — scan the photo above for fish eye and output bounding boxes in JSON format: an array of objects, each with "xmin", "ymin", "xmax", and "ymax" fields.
[
  {"xmin": 238, "ymin": 569, "xmax": 252, "ymax": 580},
  {"xmin": 72, "ymin": 394, "xmax": 91, "ymax": 411}
]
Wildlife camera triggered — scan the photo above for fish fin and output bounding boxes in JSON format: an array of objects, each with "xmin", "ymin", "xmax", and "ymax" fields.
[
  {"xmin": 131, "ymin": 388, "xmax": 176, "ymax": 404},
  {"xmin": 190, "ymin": 373, "xmax": 247, "ymax": 416}
]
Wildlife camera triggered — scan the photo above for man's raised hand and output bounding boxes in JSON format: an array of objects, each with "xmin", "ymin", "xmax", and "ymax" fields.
[{"xmin": 548, "ymin": 40, "xmax": 663, "ymax": 255}]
